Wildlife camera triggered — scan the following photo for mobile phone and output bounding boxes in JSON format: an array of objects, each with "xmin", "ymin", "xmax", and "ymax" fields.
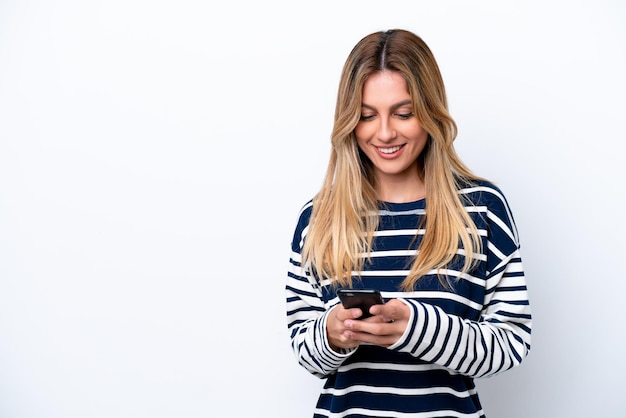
[{"xmin": 336, "ymin": 289, "xmax": 385, "ymax": 319}]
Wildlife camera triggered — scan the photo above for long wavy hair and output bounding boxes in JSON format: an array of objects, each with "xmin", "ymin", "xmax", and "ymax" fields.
[{"xmin": 302, "ymin": 29, "xmax": 483, "ymax": 290}]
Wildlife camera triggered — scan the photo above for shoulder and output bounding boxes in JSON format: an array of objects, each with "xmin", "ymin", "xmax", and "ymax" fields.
[
  {"xmin": 296, "ymin": 198, "xmax": 314, "ymax": 224},
  {"xmin": 460, "ymin": 178, "xmax": 521, "ymax": 245},
  {"xmin": 458, "ymin": 178, "xmax": 514, "ymax": 213},
  {"xmin": 289, "ymin": 198, "xmax": 314, "ymax": 248}
]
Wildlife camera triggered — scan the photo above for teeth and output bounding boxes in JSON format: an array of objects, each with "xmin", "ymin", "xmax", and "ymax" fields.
[{"xmin": 378, "ymin": 146, "xmax": 401, "ymax": 154}]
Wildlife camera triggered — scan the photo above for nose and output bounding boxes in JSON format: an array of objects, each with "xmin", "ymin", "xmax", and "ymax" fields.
[{"xmin": 377, "ymin": 117, "xmax": 396, "ymax": 142}]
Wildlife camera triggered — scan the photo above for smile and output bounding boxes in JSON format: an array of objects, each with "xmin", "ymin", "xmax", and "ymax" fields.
[{"xmin": 377, "ymin": 145, "xmax": 403, "ymax": 154}]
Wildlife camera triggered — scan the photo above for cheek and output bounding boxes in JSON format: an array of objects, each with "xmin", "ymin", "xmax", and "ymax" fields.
[
  {"xmin": 355, "ymin": 135, "xmax": 370, "ymax": 155},
  {"xmin": 408, "ymin": 125, "xmax": 428, "ymax": 143},
  {"xmin": 354, "ymin": 124, "xmax": 371, "ymax": 145}
]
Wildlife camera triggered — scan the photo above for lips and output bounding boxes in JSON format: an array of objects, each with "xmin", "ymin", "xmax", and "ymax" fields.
[{"xmin": 377, "ymin": 145, "xmax": 402, "ymax": 154}]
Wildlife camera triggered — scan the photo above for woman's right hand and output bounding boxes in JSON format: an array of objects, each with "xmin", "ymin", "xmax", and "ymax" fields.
[{"xmin": 327, "ymin": 304, "xmax": 365, "ymax": 350}]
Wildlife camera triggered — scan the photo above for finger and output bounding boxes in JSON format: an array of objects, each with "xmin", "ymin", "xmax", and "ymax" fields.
[
  {"xmin": 339, "ymin": 332, "xmax": 361, "ymax": 348},
  {"xmin": 345, "ymin": 318, "xmax": 396, "ymax": 335},
  {"xmin": 370, "ymin": 299, "xmax": 409, "ymax": 322},
  {"xmin": 332, "ymin": 305, "xmax": 363, "ymax": 321},
  {"xmin": 361, "ymin": 314, "xmax": 388, "ymax": 324},
  {"xmin": 368, "ymin": 306, "xmax": 393, "ymax": 322},
  {"xmin": 347, "ymin": 329, "xmax": 398, "ymax": 347}
]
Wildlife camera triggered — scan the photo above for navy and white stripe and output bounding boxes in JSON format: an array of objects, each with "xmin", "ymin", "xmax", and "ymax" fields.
[{"xmin": 286, "ymin": 180, "xmax": 532, "ymax": 417}]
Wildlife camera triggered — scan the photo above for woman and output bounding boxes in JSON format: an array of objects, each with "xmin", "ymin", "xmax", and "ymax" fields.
[{"xmin": 286, "ymin": 28, "xmax": 531, "ymax": 417}]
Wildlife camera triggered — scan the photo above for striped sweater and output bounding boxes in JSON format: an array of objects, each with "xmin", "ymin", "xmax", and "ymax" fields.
[{"xmin": 285, "ymin": 180, "xmax": 532, "ymax": 417}]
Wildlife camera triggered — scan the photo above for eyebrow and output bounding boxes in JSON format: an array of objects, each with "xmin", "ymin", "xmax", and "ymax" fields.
[{"xmin": 361, "ymin": 99, "xmax": 413, "ymax": 111}]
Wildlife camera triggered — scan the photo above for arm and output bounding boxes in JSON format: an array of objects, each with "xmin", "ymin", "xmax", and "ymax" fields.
[
  {"xmin": 343, "ymin": 249, "xmax": 531, "ymax": 378},
  {"xmin": 387, "ymin": 185, "xmax": 532, "ymax": 378},
  {"xmin": 389, "ymin": 249, "xmax": 531, "ymax": 378},
  {"xmin": 285, "ymin": 204, "xmax": 357, "ymax": 378},
  {"xmin": 286, "ymin": 253, "xmax": 357, "ymax": 378}
]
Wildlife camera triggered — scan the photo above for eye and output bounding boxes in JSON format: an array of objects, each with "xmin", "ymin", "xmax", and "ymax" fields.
[
  {"xmin": 360, "ymin": 114, "xmax": 375, "ymax": 121},
  {"xmin": 396, "ymin": 112, "xmax": 414, "ymax": 120}
]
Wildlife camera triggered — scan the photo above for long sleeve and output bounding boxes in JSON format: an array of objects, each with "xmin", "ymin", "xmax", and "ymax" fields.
[
  {"xmin": 388, "ymin": 184, "xmax": 531, "ymax": 377},
  {"xmin": 389, "ymin": 247, "xmax": 531, "ymax": 378},
  {"xmin": 285, "ymin": 202, "xmax": 356, "ymax": 378}
]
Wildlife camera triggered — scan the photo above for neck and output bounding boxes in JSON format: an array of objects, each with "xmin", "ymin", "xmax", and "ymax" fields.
[{"xmin": 376, "ymin": 177, "xmax": 425, "ymax": 203}]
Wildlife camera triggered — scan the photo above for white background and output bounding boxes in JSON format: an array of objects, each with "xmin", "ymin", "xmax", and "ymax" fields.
[{"xmin": 1, "ymin": 1, "xmax": 625, "ymax": 417}]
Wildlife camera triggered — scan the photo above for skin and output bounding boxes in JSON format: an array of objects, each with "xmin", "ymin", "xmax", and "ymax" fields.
[
  {"xmin": 328, "ymin": 70, "xmax": 428, "ymax": 350},
  {"xmin": 356, "ymin": 70, "xmax": 428, "ymax": 203}
]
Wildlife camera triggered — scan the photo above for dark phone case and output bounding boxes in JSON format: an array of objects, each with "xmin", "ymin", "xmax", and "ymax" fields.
[{"xmin": 337, "ymin": 289, "xmax": 384, "ymax": 318}]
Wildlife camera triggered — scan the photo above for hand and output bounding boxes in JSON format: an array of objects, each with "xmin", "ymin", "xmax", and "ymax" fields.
[
  {"xmin": 327, "ymin": 303, "xmax": 369, "ymax": 350},
  {"xmin": 339, "ymin": 299, "xmax": 410, "ymax": 348}
]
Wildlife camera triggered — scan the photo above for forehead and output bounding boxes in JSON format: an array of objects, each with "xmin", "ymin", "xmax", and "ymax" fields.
[{"xmin": 361, "ymin": 71, "xmax": 410, "ymax": 104}]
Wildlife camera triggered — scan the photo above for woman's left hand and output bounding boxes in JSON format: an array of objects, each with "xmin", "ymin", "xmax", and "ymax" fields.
[{"xmin": 340, "ymin": 298, "xmax": 410, "ymax": 347}]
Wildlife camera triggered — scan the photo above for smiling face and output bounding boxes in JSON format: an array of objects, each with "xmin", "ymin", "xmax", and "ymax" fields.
[{"xmin": 354, "ymin": 70, "xmax": 429, "ymax": 201}]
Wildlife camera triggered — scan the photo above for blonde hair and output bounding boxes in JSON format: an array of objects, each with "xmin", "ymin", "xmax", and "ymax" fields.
[{"xmin": 302, "ymin": 29, "xmax": 482, "ymax": 290}]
